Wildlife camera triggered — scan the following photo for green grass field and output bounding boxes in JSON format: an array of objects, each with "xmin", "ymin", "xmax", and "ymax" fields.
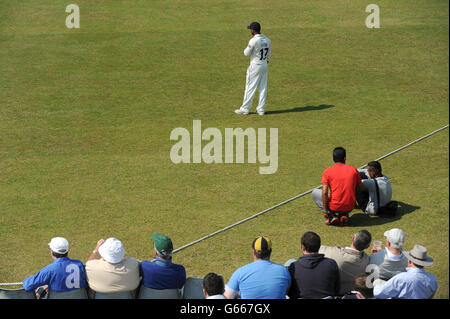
[{"xmin": 0, "ymin": 0, "xmax": 448, "ymax": 298}]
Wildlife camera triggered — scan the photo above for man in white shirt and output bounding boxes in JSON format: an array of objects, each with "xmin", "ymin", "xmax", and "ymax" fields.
[
  {"xmin": 235, "ymin": 22, "xmax": 271, "ymax": 116},
  {"xmin": 357, "ymin": 161, "xmax": 393, "ymax": 215}
]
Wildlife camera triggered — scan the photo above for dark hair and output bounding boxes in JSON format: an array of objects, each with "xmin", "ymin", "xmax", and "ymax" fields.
[
  {"xmin": 411, "ymin": 262, "xmax": 424, "ymax": 269},
  {"xmin": 333, "ymin": 147, "xmax": 346, "ymax": 163},
  {"xmin": 52, "ymin": 251, "xmax": 68, "ymax": 259},
  {"xmin": 248, "ymin": 22, "xmax": 261, "ymax": 33},
  {"xmin": 203, "ymin": 273, "xmax": 225, "ymax": 296},
  {"xmin": 353, "ymin": 230, "xmax": 372, "ymax": 251},
  {"xmin": 353, "ymin": 274, "xmax": 374, "ymax": 299},
  {"xmin": 367, "ymin": 161, "xmax": 382, "ymax": 176},
  {"xmin": 252, "ymin": 236, "xmax": 272, "ymax": 259},
  {"xmin": 253, "ymin": 248, "xmax": 272, "ymax": 259},
  {"xmin": 301, "ymin": 232, "xmax": 321, "ymax": 253}
]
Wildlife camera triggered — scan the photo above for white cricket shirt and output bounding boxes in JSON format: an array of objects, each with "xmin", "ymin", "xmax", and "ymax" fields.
[{"xmin": 244, "ymin": 34, "xmax": 271, "ymax": 65}]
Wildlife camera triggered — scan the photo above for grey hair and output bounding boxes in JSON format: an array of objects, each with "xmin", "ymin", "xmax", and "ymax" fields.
[{"xmin": 154, "ymin": 244, "xmax": 172, "ymax": 259}]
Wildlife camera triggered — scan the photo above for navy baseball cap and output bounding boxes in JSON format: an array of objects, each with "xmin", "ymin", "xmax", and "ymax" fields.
[{"xmin": 247, "ymin": 22, "xmax": 261, "ymax": 32}]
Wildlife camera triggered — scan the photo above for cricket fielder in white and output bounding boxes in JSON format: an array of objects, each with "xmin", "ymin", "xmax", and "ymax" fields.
[{"xmin": 235, "ymin": 22, "xmax": 271, "ymax": 116}]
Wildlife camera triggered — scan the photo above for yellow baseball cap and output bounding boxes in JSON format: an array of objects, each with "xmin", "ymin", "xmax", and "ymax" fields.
[{"xmin": 252, "ymin": 236, "xmax": 272, "ymax": 252}]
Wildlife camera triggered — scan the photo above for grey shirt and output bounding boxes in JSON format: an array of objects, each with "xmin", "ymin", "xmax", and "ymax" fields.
[
  {"xmin": 369, "ymin": 248, "xmax": 408, "ymax": 280},
  {"xmin": 359, "ymin": 170, "xmax": 392, "ymax": 215}
]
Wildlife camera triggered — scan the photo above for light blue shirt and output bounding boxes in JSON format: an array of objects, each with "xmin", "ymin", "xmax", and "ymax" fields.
[
  {"xmin": 225, "ymin": 260, "xmax": 291, "ymax": 299},
  {"xmin": 385, "ymin": 248, "xmax": 403, "ymax": 261},
  {"xmin": 374, "ymin": 267, "xmax": 438, "ymax": 299}
]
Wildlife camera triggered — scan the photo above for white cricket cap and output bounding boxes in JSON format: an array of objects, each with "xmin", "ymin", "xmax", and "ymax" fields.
[
  {"xmin": 48, "ymin": 237, "xmax": 69, "ymax": 254},
  {"xmin": 98, "ymin": 238, "xmax": 125, "ymax": 264},
  {"xmin": 384, "ymin": 228, "xmax": 405, "ymax": 249}
]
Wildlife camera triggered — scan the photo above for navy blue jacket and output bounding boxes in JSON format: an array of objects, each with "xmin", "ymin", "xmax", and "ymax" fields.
[
  {"xmin": 140, "ymin": 257, "xmax": 186, "ymax": 290},
  {"xmin": 288, "ymin": 253, "xmax": 340, "ymax": 299}
]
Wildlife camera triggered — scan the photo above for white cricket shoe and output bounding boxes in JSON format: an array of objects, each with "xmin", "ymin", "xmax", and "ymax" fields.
[
  {"xmin": 257, "ymin": 111, "xmax": 265, "ymax": 116},
  {"xmin": 234, "ymin": 109, "xmax": 249, "ymax": 115}
]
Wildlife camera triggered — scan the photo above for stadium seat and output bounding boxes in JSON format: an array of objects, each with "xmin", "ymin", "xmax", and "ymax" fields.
[
  {"xmin": 0, "ymin": 287, "xmax": 36, "ymax": 299},
  {"xmin": 138, "ymin": 285, "xmax": 180, "ymax": 299},
  {"xmin": 47, "ymin": 288, "xmax": 88, "ymax": 299},
  {"xmin": 92, "ymin": 290, "xmax": 134, "ymax": 299},
  {"xmin": 182, "ymin": 277, "xmax": 205, "ymax": 299}
]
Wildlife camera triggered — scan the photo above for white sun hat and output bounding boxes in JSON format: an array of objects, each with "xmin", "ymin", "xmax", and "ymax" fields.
[{"xmin": 98, "ymin": 237, "xmax": 125, "ymax": 264}]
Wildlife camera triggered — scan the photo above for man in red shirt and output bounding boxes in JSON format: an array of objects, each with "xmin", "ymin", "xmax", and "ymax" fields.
[{"xmin": 312, "ymin": 147, "xmax": 363, "ymax": 226}]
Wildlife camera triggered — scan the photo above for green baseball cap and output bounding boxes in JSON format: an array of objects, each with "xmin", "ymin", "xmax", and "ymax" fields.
[{"xmin": 152, "ymin": 232, "xmax": 173, "ymax": 254}]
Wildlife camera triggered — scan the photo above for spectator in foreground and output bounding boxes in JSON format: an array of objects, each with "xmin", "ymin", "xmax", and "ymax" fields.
[
  {"xmin": 140, "ymin": 232, "xmax": 186, "ymax": 290},
  {"xmin": 319, "ymin": 230, "xmax": 372, "ymax": 295},
  {"xmin": 341, "ymin": 274, "xmax": 374, "ymax": 299},
  {"xmin": 23, "ymin": 237, "xmax": 87, "ymax": 294},
  {"xmin": 203, "ymin": 273, "xmax": 226, "ymax": 299},
  {"xmin": 85, "ymin": 238, "xmax": 140, "ymax": 295},
  {"xmin": 312, "ymin": 147, "xmax": 364, "ymax": 226},
  {"xmin": 373, "ymin": 244, "xmax": 438, "ymax": 299},
  {"xmin": 224, "ymin": 236, "xmax": 291, "ymax": 299},
  {"xmin": 369, "ymin": 228, "xmax": 408, "ymax": 281},
  {"xmin": 288, "ymin": 232, "xmax": 340, "ymax": 299},
  {"xmin": 356, "ymin": 161, "xmax": 393, "ymax": 215}
]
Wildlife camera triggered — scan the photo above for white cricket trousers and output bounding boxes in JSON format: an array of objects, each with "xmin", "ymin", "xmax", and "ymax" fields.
[{"xmin": 239, "ymin": 62, "xmax": 268, "ymax": 113}]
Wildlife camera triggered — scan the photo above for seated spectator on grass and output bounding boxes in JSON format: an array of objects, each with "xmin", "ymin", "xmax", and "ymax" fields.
[
  {"xmin": 140, "ymin": 232, "xmax": 186, "ymax": 290},
  {"xmin": 311, "ymin": 147, "xmax": 364, "ymax": 226},
  {"xmin": 23, "ymin": 237, "xmax": 87, "ymax": 294},
  {"xmin": 319, "ymin": 230, "xmax": 372, "ymax": 295},
  {"xmin": 369, "ymin": 228, "xmax": 408, "ymax": 281},
  {"xmin": 203, "ymin": 273, "xmax": 226, "ymax": 299},
  {"xmin": 85, "ymin": 238, "xmax": 140, "ymax": 294},
  {"xmin": 356, "ymin": 161, "xmax": 393, "ymax": 215},
  {"xmin": 341, "ymin": 274, "xmax": 374, "ymax": 299},
  {"xmin": 373, "ymin": 244, "xmax": 438, "ymax": 299},
  {"xmin": 224, "ymin": 236, "xmax": 291, "ymax": 299},
  {"xmin": 288, "ymin": 232, "xmax": 340, "ymax": 299}
]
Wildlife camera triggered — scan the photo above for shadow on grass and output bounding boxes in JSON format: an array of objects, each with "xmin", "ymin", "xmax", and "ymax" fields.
[
  {"xmin": 348, "ymin": 201, "xmax": 421, "ymax": 227},
  {"xmin": 263, "ymin": 104, "xmax": 335, "ymax": 115}
]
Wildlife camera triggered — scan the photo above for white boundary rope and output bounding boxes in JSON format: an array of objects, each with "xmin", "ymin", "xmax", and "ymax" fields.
[{"xmin": 1, "ymin": 124, "xmax": 448, "ymax": 287}]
